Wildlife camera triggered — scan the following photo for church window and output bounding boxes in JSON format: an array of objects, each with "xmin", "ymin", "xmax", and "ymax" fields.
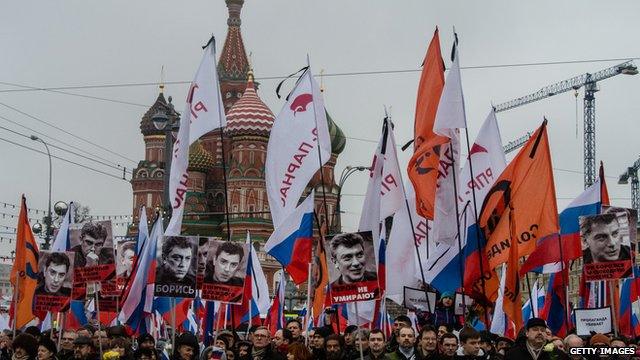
[
  {"xmin": 249, "ymin": 151, "xmax": 255, "ymax": 164},
  {"xmin": 226, "ymin": 92, "xmax": 232, "ymax": 99}
]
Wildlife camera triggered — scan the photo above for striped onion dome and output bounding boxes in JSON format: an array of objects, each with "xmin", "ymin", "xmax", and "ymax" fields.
[{"xmin": 224, "ymin": 72, "xmax": 274, "ymax": 138}]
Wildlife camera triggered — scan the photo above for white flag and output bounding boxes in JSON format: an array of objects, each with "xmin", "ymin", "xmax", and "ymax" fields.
[
  {"xmin": 432, "ymin": 43, "xmax": 467, "ymax": 246},
  {"xmin": 490, "ymin": 265, "xmax": 509, "ymax": 335},
  {"xmin": 386, "ymin": 180, "xmax": 435, "ymax": 305},
  {"xmin": 424, "ymin": 109, "xmax": 505, "ymax": 292},
  {"xmin": 359, "ymin": 118, "xmax": 404, "ymax": 255},
  {"xmin": 136, "ymin": 207, "xmax": 149, "ymax": 254},
  {"xmin": 266, "ymin": 65, "xmax": 331, "ymax": 227},
  {"xmin": 51, "ymin": 202, "xmax": 75, "ymax": 251},
  {"xmin": 165, "ymin": 40, "xmax": 226, "ymax": 236},
  {"xmin": 248, "ymin": 232, "xmax": 271, "ymax": 316}
]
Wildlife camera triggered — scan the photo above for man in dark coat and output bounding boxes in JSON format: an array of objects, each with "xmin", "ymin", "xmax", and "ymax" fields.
[
  {"xmin": 250, "ymin": 327, "xmax": 285, "ymax": 360},
  {"xmin": 504, "ymin": 318, "xmax": 569, "ymax": 360}
]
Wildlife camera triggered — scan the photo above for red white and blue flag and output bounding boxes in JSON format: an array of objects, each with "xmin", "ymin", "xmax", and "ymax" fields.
[
  {"xmin": 540, "ymin": 270, "xmax": 572, "ymax": 337},
  {"xmin": 265, "ymin": 192, "xmax": 314, "ymax": 284},
  {"xmin": 231, "ymin": 232, "xmax": 269, "ymax": 327},
  {"xmin": 265, "ymin": 271, "xmax": 285, "ymax": 335},
  {"xmin": 118, "ymin": 210, "xmax": 160, "ymax": 333}
]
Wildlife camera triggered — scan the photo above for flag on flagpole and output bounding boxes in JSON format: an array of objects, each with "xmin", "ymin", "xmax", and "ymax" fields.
[
  {"xmin": 356, "ymin": 117, "xmax": 403, "ymax": 323},
  {"xmin": 407, "ymin": 28, "xmax": 446, "ymax": 220},
  {"xmin": 118, "ymin": 212, "xmax": 162, "ymax": 333},
  {"xmin": 312, "ymin": 238, "xmax": 330, "ymax": 327},
  {"xmin": 386, "ymin": 179, "xmax": 433, "ymax": 305},
  {"xmin": 424, "ymin": 110, "xmax": 505, "ymax": 301},
  {"xmin": 266, "ymin": 64, "xmax": 331, "ymax": 228},
  {"xmin": 135, "ymin": 207, "xmax": 149, "ymax": 255},
  {"xmin": 51, "ymin": 202, "xmax": 75, "ymax": 251},
  {"xmin": 490, "ymin": 266, "xmax": 516, "ymax": 339},
  {"xmin": 9, "ymin": 196, "xmax": 39, "ymax": 329},
  {"xmin": 432, "ymin": 36, "xmax": 467, "ymax": 246},
  {"xmin": 165, "ymin": 39, "xmax": 227, "ymax": 236},
  {"xmin": 478, "ymin": 120, "xmax": 559, "ymax": 281},
  {"xmin": 539, "ymin": 270, "xmax": 571, "ymax": 337},
  {"xmin": 265, "ymin": 271, "xmax": 286, "ymax": 336},
  {"xmin": 265, "ymin": 192, "xmax": 314, "ymax": 284},
  {"xmin": 231, "ymin": 232, "xmax": 266, "ymax": 326},
  {"xmin": 522, "ymin": 279, "xmax": 545, "ymax": 321}
]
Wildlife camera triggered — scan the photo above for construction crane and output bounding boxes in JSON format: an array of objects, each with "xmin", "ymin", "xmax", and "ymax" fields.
[
  {"xmin": 503, "ymin": 132, "xmax": 532, "ymax": 154},
  {"xmin": 494, "ymin": 60, "xmax": 638, "ymax": 189},
  {"xmin": 618, "ymin": 158, "xmax": 640, "ymax": 222}
]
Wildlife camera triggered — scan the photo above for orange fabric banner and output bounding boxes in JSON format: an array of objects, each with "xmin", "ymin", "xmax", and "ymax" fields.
[
  {"xmin": 504, "ymin": 206, "xmax": 523, "ymax": 332},
  {"xmin": 407, "ymin": 28, "xmax": 446, "ymax": 219},
  {"xmin": 312, "ymin": 235, "xmax": 329, "ymax": 323},
  {"xmin": 478, "ymin": 120, "xmax": 559, "ymax": 271},
  {"xmin": 9, "ymin": 196, "xmax": 39, "ymax": 329}
]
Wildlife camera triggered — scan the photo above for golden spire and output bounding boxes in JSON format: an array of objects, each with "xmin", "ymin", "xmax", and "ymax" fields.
[
  {"xmin": 159, "ymin": 65, "xmax": 165, "ymax": 94},
  {"xmin": 247, "ymin": 51, "xmax": 254, "ymax": 82}
]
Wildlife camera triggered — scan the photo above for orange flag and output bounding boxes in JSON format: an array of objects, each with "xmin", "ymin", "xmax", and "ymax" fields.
[
  {"xmin": 312, "ymin": 233, "xmax": 329, "ymax": 325},
  {"xmin": 9, "ymin": 196, "xmax": 39, "ymax": 329},
  {"xmin": 478, "ymin": 119, "xmax": 559, "ymax": 274},
  {"xmin": 504, "ymin": 205, "xmax": 523, "ymax": 331},
  {"xmin": 407, "ymin": 28, "xmax": 447, "ymax": 219}
]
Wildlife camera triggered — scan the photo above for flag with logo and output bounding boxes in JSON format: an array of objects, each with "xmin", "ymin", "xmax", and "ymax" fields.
[
  {"xmin": 425, "ymin": 110, "xmax": 505, "ymax": 302},
  {"xmin": 266, "ymin": 64, "xmax": 331, "ymax": 227},
  {"xmin": 431, "ymin": 35, "xmax": 467, "ymax": 246},
  {"xmin": 9, "ymin": 196, "xmax": 39, "ymax": 329},
  {"xmin": 165, "ymin": 38, "xmax": 227, "ymax": 236},
  {"xmin": 478, "ymin": 120, "xmax": 559, "ymax": 273},
  {"xmin": 407, "ymin": 28, "xmax": 446, "ymax": 220}
]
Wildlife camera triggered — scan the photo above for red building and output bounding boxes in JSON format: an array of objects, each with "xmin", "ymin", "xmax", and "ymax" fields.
[{"xmin": 130, "ymin": 0, "xmax": 345, "ymax": 293}]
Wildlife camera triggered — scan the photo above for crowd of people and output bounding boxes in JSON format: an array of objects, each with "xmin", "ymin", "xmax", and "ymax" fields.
[{"xmin": 0, "ymin": 315, "xmax": 638, "ymax": 360}]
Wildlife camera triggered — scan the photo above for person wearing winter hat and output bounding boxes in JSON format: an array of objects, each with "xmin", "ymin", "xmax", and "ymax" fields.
[
  {"xmin": 136, "ymin": 334, "xmax": 155, "ymax": 351},
  {"xmin": 37, "ymin": 337, "xmax": 58, "ymax": 360},
  {"xmin": 13, "ymin": 333, "xmax": 39, "ymax": 360},
  {"xmin": 588, "ymin": 333, "xmax": 610, "ymax": 347},
  {"xmin": 173, "ymin": 333, "xmax": 199, "ymax": 360},
  {"xmin": 434, "ymin": 291, "xmax": 464, "ymax": 331},
  {"xmin": 73, "ymin": 336, "xmax": 98, "ymax": 360},
  {"xmin": 504, "ymin": 318, "xmax": 569, "ymax": 360}
]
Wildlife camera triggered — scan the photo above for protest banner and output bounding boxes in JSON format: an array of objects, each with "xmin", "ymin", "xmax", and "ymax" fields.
[
  {"xmin": 575, "ymin": 306, "xmax": 613, "ymax": 336},
  {"xmin": 116, "ymin": 240, "xmax": 136, "ymax": 292},
  {"xmin": 580, "ymin": 213, "xmax": 633, "ymax": 281},
  {"xmin": 34, "ymin": 251, "xmax": 74, "ymax": 312},
  {"xmin": 197, "ymin": 237, "xmax": 221, "ymax": 290},
  {"xmin": 201, "ymin": 239, "xmax": 248, "ymax": 304},
  {"xmin": 69, "ymin": 220, "xmax": 116, "ymax": 283},
  {"xmin": 603, "ymin": 206, "xmax": 638, "ymax": 252},
  {"xmin": 154, "ymin": 236, "xmax": 198, "ymax": 298},
  {"xmin": 325, "ymin": 231, "xmax": 380, "ymax": 304},
  {"xmin": 403, "ymin": 287, "xmax": 437, "ymax": 312},
  {"xmin": 454, "ymin": 292, "xmax": 474, "ymax": 316}
]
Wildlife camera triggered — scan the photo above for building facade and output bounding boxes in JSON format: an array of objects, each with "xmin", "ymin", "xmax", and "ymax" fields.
[{"xmin": 129, "ymin": 0, "xmax": 345, "ymax": 296}]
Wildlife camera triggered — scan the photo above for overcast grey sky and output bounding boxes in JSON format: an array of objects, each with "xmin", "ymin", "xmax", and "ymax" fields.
[{"xmin": 1, "ymin": 0, "xmax": 639, "ymax": 257}]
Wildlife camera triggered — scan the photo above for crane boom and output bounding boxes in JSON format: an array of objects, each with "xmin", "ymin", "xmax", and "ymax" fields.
[
  {"xmin": 493, "ymin": 60, "xmax": 637, "ymax": 188},
  {"xmin": 494, "ymin": 61, "xmax": 636, "ymax": 112}
]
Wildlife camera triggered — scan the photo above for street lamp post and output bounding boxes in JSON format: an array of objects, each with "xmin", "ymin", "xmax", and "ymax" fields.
[
  {"xmin": 30, "ymin": 135, "xmax": 53, "ymax": 250},
  {"xmin": 334, "ymin": 166, "xmax": 369, "ymax": 234},
  {"xmin": 152, "ymin": 97, "xmax": 180, "ymax": 227}
]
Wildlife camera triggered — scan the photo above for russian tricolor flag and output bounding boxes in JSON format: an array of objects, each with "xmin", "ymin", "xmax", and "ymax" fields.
[
  {"xmin": 521, "ymin": 177, "xmax": 602, "ymax": 274},
  {"xmin": 265, "ymin": 271, "xmax": 285, "ymax": 335},
  {"xmin": 118, "ymin": 211, "xmax": 160, "ymax": 333},
  {"xmin": 265, "ymin": 191, "xmax": 314, "ymax": 284},
  {"xmin": 539, "ymin": 271, "xmax": 571, "ymax": 337}
]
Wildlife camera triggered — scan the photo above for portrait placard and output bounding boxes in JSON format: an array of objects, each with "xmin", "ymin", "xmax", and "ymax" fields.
[
  {"xmin": 325, "ymin": 231, "xmax": 379, "ymax": 304},
  {"xmin": 580, "ymin": 213, "xmax": 633, "ymax": 281},
  {"xmin": 201, "ymin": 239, "xmax": 248, "ymax": 304},
  {"xmin": 35, "ymin": 251, "xmax": 75, "ymax": 312},
  {"xmin": 154, "ymin": 235, "xmax": 198, "ymax": 298},
  {"xmin": 69, "ymin": 220, "xmax": 115, "ymax": 283},
  {"xmin": 197, "ymin": 237, "xmax": 222, "ymax": 290}
]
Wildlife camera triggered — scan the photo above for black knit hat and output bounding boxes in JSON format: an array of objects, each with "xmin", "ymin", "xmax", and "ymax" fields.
[
  {"xmin": 137, "ymin": 333, "xmax": 155, "ymax": 345},
  {"xmin": 13, "ymin": 333, "xmax": 38, "ymax": 359},
  {"xmin": 39, "ymin": 337, "xmax": 58, "ymax": 355}
]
